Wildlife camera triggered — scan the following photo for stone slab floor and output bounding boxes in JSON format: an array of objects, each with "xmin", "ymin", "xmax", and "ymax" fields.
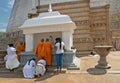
[{"xmin": 0, "ymin": 51, "xmax": 120, "ymax": 83}]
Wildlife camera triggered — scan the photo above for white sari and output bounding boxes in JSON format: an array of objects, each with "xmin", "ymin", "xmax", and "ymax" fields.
[
  {"xmin": 36, "ymin": 59, "xmax": 46, "ymax": 76},
  {"xmin": 23, "ymin": 60, "xmax": 36, "ymax": 78},
  {"xmin": 5, "ymin": 47, "xmax": 20, "ymax": 70}
]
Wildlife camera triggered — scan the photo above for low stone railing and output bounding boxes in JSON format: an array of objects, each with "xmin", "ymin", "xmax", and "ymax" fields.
[{"xmin": 20, "ymin": 50, "xmax": 80, "ymax": 69}]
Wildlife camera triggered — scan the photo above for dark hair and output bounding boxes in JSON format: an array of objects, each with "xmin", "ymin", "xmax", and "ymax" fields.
[
  {"xmin": 8, "ymin": 44, "xmax": 13, "ymax": 47},
  {"xmin": 56, "ymin": 37, "xmax": 62, "ymax": 49},
  {"xmin": 20, "ymin": 42, "xmax": 24, "ymax": 44},
  {"xmin": 28, "ymin": 58, "xmax": 35, "ymax": 65},
  {"xmin": 42, "ymin": 57, "xmax": 45, "ymax": 60},
  {"xmin": 41, "ymin": 39, "xmax": 44, "ymax": 42},
  {"xmin": 55, "ymin": 38, "xmax": 59, "ymax": 44},
  {"xmin": 46, "ymin": 38, "xmax": 49, "ymax": 41},
  {"xmin": 59, "ymin": 38, "xmax": 62, "ymax": 49}
]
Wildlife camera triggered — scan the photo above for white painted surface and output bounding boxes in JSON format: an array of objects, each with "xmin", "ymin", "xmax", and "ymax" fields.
[
  {"xmin": 19, "ymin": 11, "xmax": 74, "ymax": 29},
  {"xmin": 25, "ymin": 34, "xmax": 34, "ymax": 51},
  {"xmin": 39, "ymin": 0, "xmax": 80, "ymax": 5},
  {"xmin": 19, "ymin": 11, "xmax": 76, "ymax": 51},
  {"xmin": 90, "ymin": 0, "xmax": 107, "ymax": 7},
  {"xmin": 62, "ymin": 31, "xmax": 74, "ymax": 50}
]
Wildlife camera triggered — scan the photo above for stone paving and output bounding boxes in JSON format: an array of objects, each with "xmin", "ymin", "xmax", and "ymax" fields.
[{"xmin": 0, "ymin": 51, "xmax": 120, "ymax": 83}]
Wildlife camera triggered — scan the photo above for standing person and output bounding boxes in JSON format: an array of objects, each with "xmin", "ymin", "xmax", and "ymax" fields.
[
  {"xmin": 5, "ymin": 44, "xmax": 20, "ymax": 72},
  {"xmin": 23, "ymin": 58, "xmax": 36, "ymax": 79},
  {"xmin": 34, "ymin": 39, "xmax": 45, "ymax": 62},
  {"xmin": 16, "ymin": 42, "xmax": 25, "ymax": 62},
  {"xmin": 36, "ymin": 58, "xmax": 46, "ymax": 77},
  {"xmin": 54, "ymin": 38, "xmax": 65, "ymax": 71},
  {"xmin": 44, "ymin": 38, "xmax": 52, "ymax": 66}
]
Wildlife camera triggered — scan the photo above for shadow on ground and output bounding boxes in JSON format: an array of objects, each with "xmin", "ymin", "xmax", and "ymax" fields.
[
  {"xmin": 0, "ymin": 66, "xmax": 66, "ymax": 81},
  {"xmin": 34, "ymin": 67, "xmax": 66, "ymax": 81},
  {"xmin": 87, "ymin": 67, "xmax": 107, "ymax": 75}
]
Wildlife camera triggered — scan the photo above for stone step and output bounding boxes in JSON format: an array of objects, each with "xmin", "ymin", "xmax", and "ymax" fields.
[
  {"xmin": 0, "ymin": 65, "xmax": 5, "ymax": 68},
  {"xmin": 76, "ymin": 51, "xmax": 92, "ymax": 57},
  {"xmin": 0, "ymin": 61, "xmax": 5, "ymax": 68},
  {"xmin": 0, "ymin": 67, "xmax": 22, "ymax": 73},
  {"xmin": 0, "ymin": 60, "xmax": 5, "ymax": 64},
  {"xmin": 67, "ymin": 66, "xmax": 80, "ymax": 70},
  {"xmin": 0, "ymin": 66, "xmax": 67, "ymax": 73},
  {"xmin": 0, "ymin": 58, "xmax": 4, "ymax": 61}
]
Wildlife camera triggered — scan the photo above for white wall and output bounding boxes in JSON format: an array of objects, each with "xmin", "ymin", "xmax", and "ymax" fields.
[{"xmin": 39, "ymin": 0, "xmax": 80, "ymax": 5}]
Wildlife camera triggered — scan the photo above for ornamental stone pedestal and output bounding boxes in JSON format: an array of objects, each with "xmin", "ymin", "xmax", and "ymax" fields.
[{"xmin": 95, "ymin": 46, "xmax": 113, "ymax": 69}]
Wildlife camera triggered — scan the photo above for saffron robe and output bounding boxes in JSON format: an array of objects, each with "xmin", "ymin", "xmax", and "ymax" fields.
[
  {"xmin": 44, "ymin": 41, "xmax": 52, "ymax": 65},
  {"xmin": 16, "ymin": 44, "xmax": 25, "ymax": 61},
  {"xmin": 34, "ymin": 42, "xmax": 45, "ymax": 62}
]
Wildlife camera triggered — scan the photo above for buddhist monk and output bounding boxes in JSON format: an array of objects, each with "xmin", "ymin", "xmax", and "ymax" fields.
[
  {"xmin": 34, "ymin": 39, "xmax": 45, "ymax": 62},
  {"xmin": 16, "ymin": 42, "xmax": 25, "ymax": 62},
  {"xmin": 44, "ymin": 38, "xmax": 52, "ymax": 66}
]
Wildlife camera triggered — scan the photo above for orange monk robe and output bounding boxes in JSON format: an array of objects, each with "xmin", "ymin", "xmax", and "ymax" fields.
[
  {"xmin": 44, "ymin": 41, "xmax": 52, "ymax": 66},
  {"xmin": 16, "ymin": 44, "xmax": 25, "ymax": 61},
  {"xmin": 34, "ymin": 42, "xmax": 45, "ymax": 62}
]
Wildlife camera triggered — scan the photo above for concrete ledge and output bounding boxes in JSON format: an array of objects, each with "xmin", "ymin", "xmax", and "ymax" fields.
[{"xmin": 20, "ymin": 50, "xmax": 80, "ymax": 69}]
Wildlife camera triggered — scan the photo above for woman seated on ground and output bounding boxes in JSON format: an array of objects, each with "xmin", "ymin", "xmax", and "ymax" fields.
[
  {"xmin": 5, "ymin": 44, "xmax": 20, "ymax": 72},
  {"xmin": 23, "ymin": 58, "xmax": 36, "ymax": 78},
  {"xmin": 36, "ymin": 58, "xmax": 46, "ymax": 77}
]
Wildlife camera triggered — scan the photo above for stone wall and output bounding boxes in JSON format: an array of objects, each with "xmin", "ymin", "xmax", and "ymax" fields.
[
  {"xmin": 111, "ymin": 30, "xmax": 120, "ymax": 50},
  {"xmin": 90, "ymin": 5, "xmax": 110, "ymax": 45},
  {"xmin": 33, "ymin": 1, "xmax": 110, "ymax": 56},
  {"xmin": 0, "ymin": 30, "xmax": 25, "ymax": 50}
]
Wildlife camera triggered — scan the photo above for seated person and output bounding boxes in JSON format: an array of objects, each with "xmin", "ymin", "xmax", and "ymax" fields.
[
  {"xmin": 23, "ymin": 58, "xmax": 36, "ymax": 78},
  {"xmin": 35, "ymin": 58, "xmax": 46, "ymax": 77}
]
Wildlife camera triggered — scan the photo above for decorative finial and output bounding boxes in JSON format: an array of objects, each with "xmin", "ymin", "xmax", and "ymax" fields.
[{"xmin": 48, "ymin": 3, "xmax": 52, "ymax": 12}]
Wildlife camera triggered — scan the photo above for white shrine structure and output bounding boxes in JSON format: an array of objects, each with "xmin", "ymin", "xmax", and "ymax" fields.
[
  {"xmin": 19, "ymin": 4, "xmax": 79, "ymax": 69},
  {"xmin": 19, "ymin": 4, "xmax": 76, "ymax": 51}
]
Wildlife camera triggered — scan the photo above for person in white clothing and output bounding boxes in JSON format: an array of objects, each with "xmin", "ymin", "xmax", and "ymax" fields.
[
  {"xmin": 36, "ymin": 58, "xmax": 46, "ymax": 77},
  {"xmin": 54, "ymin": 38, "xmax": 65, "ymax": 71},
  {"xmin": 5, "ymin": 44, "xmax": 20, "ymax": 72},
  {"xmin": 23, "ymin": 58, "xmax": 36, "ymax": 78}
]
